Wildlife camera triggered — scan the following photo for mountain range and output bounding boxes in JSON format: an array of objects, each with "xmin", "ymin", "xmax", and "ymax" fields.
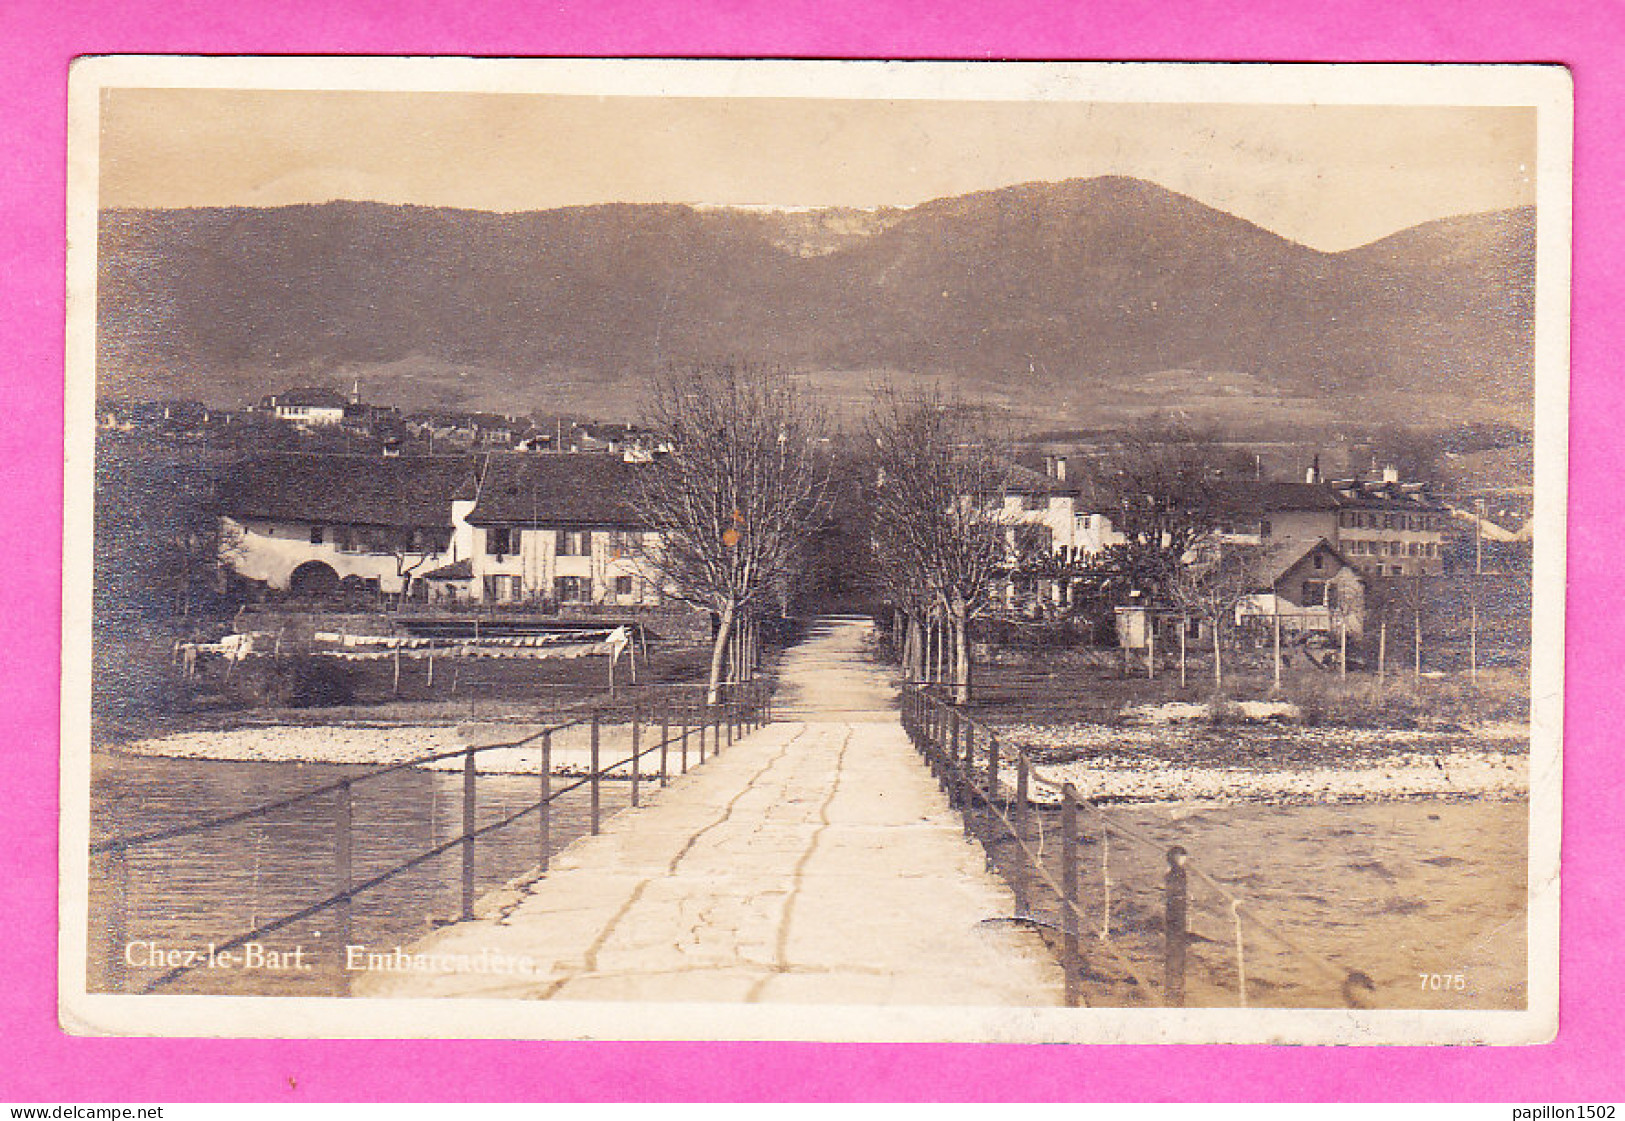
[{"xmin": 95, "ymin": 176, "xmax": 1537, "ymax": 433}]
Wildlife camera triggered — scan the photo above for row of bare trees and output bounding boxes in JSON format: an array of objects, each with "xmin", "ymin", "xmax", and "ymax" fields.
[
  {"xmin": 864, "ymin": 389, "xmax": 1010, "ymax": 705},
  {"xmin": 631, "ymin": 364, "xmax": 833, "ymax": 704},
  {"xmin": 622, "ymin": 367, "xmax": 1272, "ymax": 708}
]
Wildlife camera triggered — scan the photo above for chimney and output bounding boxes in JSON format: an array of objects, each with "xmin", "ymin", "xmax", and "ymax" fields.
[
  {"xmin": 1055, "ymin": 455, "xmax": 1068, "ymax": 481},
  {"xmin": 1381, "ymin": 464, "xmax": 1400, "ymax": 484},
  {"xmin": 1044, "ymin": 454, "xmax": 1057, "ymax": 479},
  {"xmin": 1305, "ymin": 454, "xmax": 1321, "ymax": 485}
]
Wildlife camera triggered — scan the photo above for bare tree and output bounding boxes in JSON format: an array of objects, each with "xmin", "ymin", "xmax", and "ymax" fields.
[
  {"xmin": 631, "ymin": 363, "xmax": 832, "ymax": 704},
  {"xmin": 1085, "ymin": 417, "xmax": 1246, "ymax": 603},
  {"xmin": 1164, "ymin": 542, "xmax": 1256, "ymax": 691},
  {"xmin": 866, "ymin": 387, "xmax": 1010, "ymax": 705}
]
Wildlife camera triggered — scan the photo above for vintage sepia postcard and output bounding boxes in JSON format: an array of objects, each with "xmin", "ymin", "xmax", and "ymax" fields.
[{"xmin": 60, "ymin": 57, "xmax": 1570, "ymax": 1044}]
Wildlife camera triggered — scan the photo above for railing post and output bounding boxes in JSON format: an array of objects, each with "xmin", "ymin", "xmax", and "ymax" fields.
[
  {"xmin": 461, "ymin": 752, "xmax": 477, "ymax": 921},
  {"xmin": 1165, "ymin": 846, "xmax": 1189, "ymax": 1007},
  {"xmin": 725, "ymin": 704, "xmax": 734, "ymax": 750},
  {"xmin": 659, "ymin": 713, "xmax": 669, "ymax": 788},
  {"xmin": 959, "ymin": 718, "xmax": 973, "ymax": 838},
  {"xmin": 106, "ymin": 846, "xmax": 128, "ymax": 993},
  {"xmin": 590, "ymin": 711, "xmax": 601, "ymax": 835},
  {"xmin": 681, "ymin": 711, "xmax": 691, "ymax": 773},
  {"xmin": 631, "ymin": 707, "xmax": 641, "ymax": 809},
  {"xmin": 1013, "ymin": 752, "xmax": 1031, "ymax": 915},
  {"xmin": 539, "ymin": 730, "xmax": 552, "ymax": 873},
  {"xmin": 1062, "ymin": 783, "xmax": 1080, "ymax": 1008},
  {"xmin": 944, "ymin": 709, "xmax": 959, "ymax": 788},
  {"xmin": 334, "ymin": 778, "xmax": 354, "ymax": 993},
  {"xmin": 987, "ymin": 733, "xmax": 1001, "ymax": 806}
]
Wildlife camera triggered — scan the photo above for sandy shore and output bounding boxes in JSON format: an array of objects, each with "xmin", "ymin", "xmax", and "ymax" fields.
[
  {"xmin": 109, "ymin": 720, "xmax": 672, "ymax": 777},
  {"xmin": 111, "ymin": 715, "xmax": 1530, "ymax": 801},
  {"xmin": 1026, "ymin": 749, "xmax": 1527, "ymax": 804}
]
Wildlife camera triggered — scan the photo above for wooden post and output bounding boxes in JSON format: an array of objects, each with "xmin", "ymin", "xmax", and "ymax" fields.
[
  {"xmin": 659, "ymin": 713, "xmax": 669, "ymax": 787},
  {"xmin": 461, "ymin": 752, "xmax": 477, "ymax": 921},
  {"xmin": 987, "ymin": 733, "xmax": 1001, "ymax": 806},
  {"xmin": 1470, "ymin": 596, "xmax": 1479, "ymax": 687},
  {"xmin": 1061, "ymin": 784, "xmax": 1080, "ymax": 1008},
  {"xmin": 539, "ymin": 731, "xmax": 551, "ymax": 872},
  {"xmin": 1014, "ymin": 752, "xmax": 1031, "ymax": 915},
  {"xmin": 334, "ymin": 778, "xmax": 353, "ymax": 993},
  {"xmin": 590, "ymin": 712, "xmax": 601, "ymax": 835},
  {"xmin": 959, "ymin": 718, "xmax": 973, "ymax": 838},
  {"xmin": 1339, "ymin": 615, "xmax": 1348, "ymax": 680},
  {"xmin": 426, "ymin": 641, "xmax": 435, "ymax": 688},
  {"xmin": 630, "ymin": 707, "xmax": 641, "ymax": 809},
  {"xmin": 1147, "ymin": 617, "xmax": 1156, "ymax": 680},
  {"xmin": 1378, "ymin": 621, "xmax": 1388, "ymax": 688},
  {"xmin": 1165, "ymin": 846, "xmax": 1189, "ymax": 1007},
  {"xmin": 392, "ymin": 648, "xmax": 401, "ymax": 696},
  {"xmin": 1272, "ymin": 610, "xmax": 1282, "ymax": 691},
  {"xmin": 1414, "ymin": 607, "xmax": 1422, "ymax": 689},
  {"xmin": 1179, "ymin": 615, "xmax": 1187, "ymax": 689},
  {"xmin": 681, "ymin": 711, "xmax": 690, "ymax": 773}
]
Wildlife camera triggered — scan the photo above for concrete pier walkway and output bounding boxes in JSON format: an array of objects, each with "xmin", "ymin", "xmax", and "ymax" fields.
[{"xmin": 355, "ymin": 617, "xmax": 1062, "ymax": 1005}]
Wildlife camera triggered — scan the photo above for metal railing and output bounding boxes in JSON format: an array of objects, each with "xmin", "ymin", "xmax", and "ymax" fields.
[
  {"xmin": 900, "ymin": 686, "xmax": 1374, "ymax": 1009},
  {"xmin": 92, "ymin": 678, "xmax": 773, "ymax": 996}
]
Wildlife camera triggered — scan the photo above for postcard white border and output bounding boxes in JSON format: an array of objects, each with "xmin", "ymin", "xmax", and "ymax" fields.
[{"xmin": 61, "ymin": 56, "xmax": 1571, "ymax": 1044}]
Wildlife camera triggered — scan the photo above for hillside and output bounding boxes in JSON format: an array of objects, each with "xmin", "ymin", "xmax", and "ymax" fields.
[{"xmin": 95, "ymin": 177, "xmax": 1537, "ymax": 431}]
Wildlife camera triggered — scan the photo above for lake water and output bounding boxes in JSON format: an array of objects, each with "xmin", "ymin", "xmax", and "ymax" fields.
[
  {"xmin": 86, "ymin": 748, "xmax": 1530, "ymax": 1009},
  {"xmin": 87, "ymin": 749, "xmax": 634, "ymax": 997},
  {"xmin": 978, "ymin": 797, "xmax": 1529, "ymax": 1009}
]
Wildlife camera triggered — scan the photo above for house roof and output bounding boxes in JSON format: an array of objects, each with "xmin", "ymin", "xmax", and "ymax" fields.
[
  {"xmin": 1329, "ymin": 479, "xmax": 1448, "ymax": 512},
  {"xmin": 1246, "ymin": 537, "xmax": 1363, "ymax": 589},
  {"xmin": 268, "ymin": 387, "xmax": 349, "ymax": 409},
  {"xmin": 1206, "ymin": 481, "xmax": 1342, "ymax": 516},
  {"xmin": 420, "ymin": 558, "xmax": 474, "ymax": 581},
  {"xmin": 466, "ymin": 453, "xmax": 649, "ymax": 527},
  {"xmin": 219, "ymin": 454, "xmax": 479, "ymax": 528},
  {"xmin": 1002, "ymin": 463, "xmax": 1081, "ymax": 497}
]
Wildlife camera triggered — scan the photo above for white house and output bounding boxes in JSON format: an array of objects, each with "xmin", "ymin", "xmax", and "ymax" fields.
[
  {"xmin": 260, "ymin": 388, "xmax": 349, "ymax": 429},
  {"xmin": 217, "ymin": 452, "xmax": 667, "ymax": 608},
  {"xmin": 217, "ymin": 454, "xmax": 480, "ymax": 598},
  {"xmin": 461, "ymin": 454, "xmax": 663, "ymax": 606}
]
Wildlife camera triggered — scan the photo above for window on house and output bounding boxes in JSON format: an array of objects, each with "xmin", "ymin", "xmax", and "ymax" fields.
[
  {"xmin": 556, "ymin": 529, "xmax": 592, "ymax": 556},
  {"xmin": 1260, "ymin": 519, "xmax": 1272, "ymax": 538},
  {"xmin": 1313, "ymin": 553, "xmax": 1324, "ymax": 569},
  {"xmin": 486, "ymin": 527, "xmax": 512, "ymax": 556},
  {"xmin": 553, "ymin": 575, "xmax": 593, "ymax": 603},
  {"xmin": 1023, "ymin": 493, "xmax": 1046, "ymax": 511},
  {"xmin": 309, "ymin": 525, "xmax": 324, "ymax": 545},
  {"xmin": 615, "ymin": 575, "xmax": 634, "ymax": 597}
]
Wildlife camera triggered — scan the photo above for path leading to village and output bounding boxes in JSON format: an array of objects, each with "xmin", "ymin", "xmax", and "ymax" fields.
[{"xmin": 356, "ymin": 616, "xmax": 1063, "ymax": 1005}]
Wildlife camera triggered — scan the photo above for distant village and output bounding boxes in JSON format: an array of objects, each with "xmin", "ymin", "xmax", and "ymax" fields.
[{"xmin": 97, "ymin": 381, "xmax": 1534, "ymax": 657}]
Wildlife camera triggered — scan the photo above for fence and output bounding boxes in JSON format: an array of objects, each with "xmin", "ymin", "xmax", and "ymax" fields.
[
  {"xmin": 91, "ymin": 678, "xmax": 772, "ymax": 996},
  {"xmin": 900, "ymin": 686, "xmax": 1376, "ymax": 1009}
]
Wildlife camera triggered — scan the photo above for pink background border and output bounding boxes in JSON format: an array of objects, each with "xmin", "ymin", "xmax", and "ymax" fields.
[{"xmin": 4, "ymin": 0, "xmax": 1620, "ymax": 1102}]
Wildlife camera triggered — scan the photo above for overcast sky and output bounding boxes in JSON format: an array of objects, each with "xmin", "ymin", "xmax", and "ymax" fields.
[{"xmin": 98, "ymin": 89, "xmax": 1536, "ymax": 252}]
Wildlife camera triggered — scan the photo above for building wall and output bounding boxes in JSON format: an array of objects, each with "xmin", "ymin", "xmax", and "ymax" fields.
[
  {"xmin": 999, "ymin": 493, "xmax": 1079, "ymax": 554},
  {"xmin": 274, "ymin": 405, "xmax": 345, "ymax": 427},
  {"xmin": 1218, "ymin": 508, "xmax": 1338, "ymax": 551},
  {"xmin": 469, "ymin": 525, "xmax": 662, "ymax": 605},
  {"xmin": 1334, "ymin": 508, "xmax": 1445, "ymax": 577},
  {"xmin": 220, "ymin": 515, "xmax": 457, "ymax": 593}
]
